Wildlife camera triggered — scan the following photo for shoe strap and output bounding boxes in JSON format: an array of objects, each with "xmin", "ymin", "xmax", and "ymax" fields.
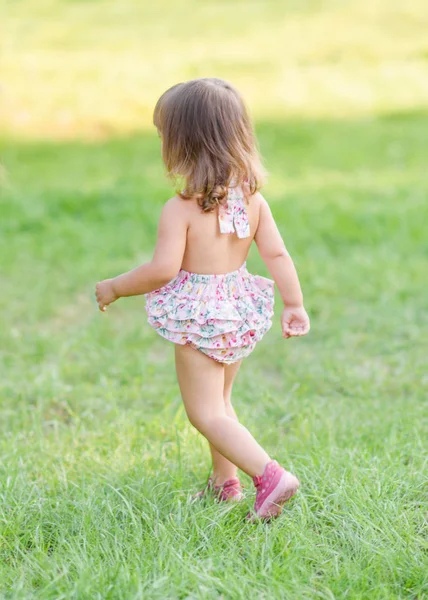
[{"xmin": 214, "ymin": 477, "xmax": 241, "ymax": 490}]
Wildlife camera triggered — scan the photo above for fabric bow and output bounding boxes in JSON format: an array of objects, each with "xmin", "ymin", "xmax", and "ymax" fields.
[{"xmin": 218, "ymin": 186, "xmax": 250, "ymax": 239}]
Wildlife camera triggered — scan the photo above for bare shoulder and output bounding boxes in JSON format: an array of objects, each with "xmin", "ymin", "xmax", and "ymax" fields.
[
  {"xmin": 242, "ymin": 185, "xmax": 264, "ymax": 204},
  {"xmin": 253, "ymin": 191, "xmax": 274, "ymax": 216},
  {"xmin": 251, "ymin": 190, "xmax": 267, "ymax": 204},
  {"xmin": 161, "ymin": 195, "xmax": 193, "ymax": 221},
  {"xmin": 247, "ymin": 190, "xmax": 267, "ymax": 219},
  {"xmin": 163, "ymin": 195, "xmax": 186, "ymax": 210}
]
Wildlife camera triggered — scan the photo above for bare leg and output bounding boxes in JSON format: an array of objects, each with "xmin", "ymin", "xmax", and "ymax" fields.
[
  {"xmin": 175, "ymin": 344, "xmax": 270, "ymax": 478},
  {"xmin": 209, "ymin": 361, "xmax": 242, "ymax": 485}
]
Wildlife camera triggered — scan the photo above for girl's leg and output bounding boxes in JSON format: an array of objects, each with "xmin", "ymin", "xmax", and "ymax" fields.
[
  {"xmin": 209, "ymin": 361, "xmax": 242, "ymax": 485},
  {"xmin": 175, "ymin": 344, "xmax": 270, "ymax": 478}
]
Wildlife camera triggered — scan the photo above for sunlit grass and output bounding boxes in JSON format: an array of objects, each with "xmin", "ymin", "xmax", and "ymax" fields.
[{"xmin": 3, "ymin": 0, "xmax": 428, "ymax": 137}]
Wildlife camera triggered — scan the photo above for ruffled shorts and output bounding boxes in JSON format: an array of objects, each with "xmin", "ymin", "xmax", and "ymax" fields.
[{"xmin": 145, "ymin": 263, "xmax": 274, "ymax": 364}]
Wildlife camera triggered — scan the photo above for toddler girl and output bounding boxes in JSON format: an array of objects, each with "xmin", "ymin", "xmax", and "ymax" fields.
[{"xmin": 95, "ymin": 78, "xmax": 310, "ymax": 520}]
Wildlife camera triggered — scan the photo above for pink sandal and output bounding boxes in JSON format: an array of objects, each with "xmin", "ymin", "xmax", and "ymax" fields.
[
  {"xmin": 193, "ymin": 477, "xmax": 244, "ymax": 503},
  {"xmin": 248, "ymin": 460, "xmax": 299, "ymax": 521}
]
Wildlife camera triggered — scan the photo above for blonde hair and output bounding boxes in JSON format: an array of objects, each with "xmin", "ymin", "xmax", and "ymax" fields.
[{"xmin": 153, "ymin": 78, "xmax": 265, "ymax": 212}]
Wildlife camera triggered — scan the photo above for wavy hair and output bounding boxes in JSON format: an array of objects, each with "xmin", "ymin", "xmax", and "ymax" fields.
[{"xmin": 153, "ymin": 78, "xmax": 265, "ymax": 212}]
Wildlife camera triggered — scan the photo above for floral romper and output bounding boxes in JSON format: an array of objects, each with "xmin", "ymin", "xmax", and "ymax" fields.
[{"xmin": 145, "ymin": 186, "xmax": 275, "ymax": 364}]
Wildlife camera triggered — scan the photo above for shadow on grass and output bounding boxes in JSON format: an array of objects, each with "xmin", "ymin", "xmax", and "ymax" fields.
[
  {"xmin": 2, "ymin": 108, "xmax": 427, "ymax": 284},
  {"xmin": 1, "ymin": 108, "xmax": 427, "ymax": 338}
]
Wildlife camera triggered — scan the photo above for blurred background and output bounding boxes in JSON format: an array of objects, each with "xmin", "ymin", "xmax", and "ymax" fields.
[
  {"xmin": 3, "ymin": 0, "xmax": 428, "ymax": 137},
  {"xmin": 1, "ymin": 1, "xmax": 427, "ymax": 597}
]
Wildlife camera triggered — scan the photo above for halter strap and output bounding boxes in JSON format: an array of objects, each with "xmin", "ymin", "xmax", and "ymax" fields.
[{"xmin": 218, "ymin": 186, "xmax": 250, "ymax": 239}]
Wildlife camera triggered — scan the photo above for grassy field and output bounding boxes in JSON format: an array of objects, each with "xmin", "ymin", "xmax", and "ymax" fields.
[
  {"xmin": 1, "ymin": 0, "xmax": 428, "ymax": 598},
  {"xmin": 3, "ymin": 0, "xmax": 428, "ymax": 137}
]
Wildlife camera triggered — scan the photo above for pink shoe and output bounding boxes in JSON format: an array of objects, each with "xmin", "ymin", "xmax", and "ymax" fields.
[
  {"xmin": 193, "ymin": 477, "xmax": 244, "ymax": 503},
  {"xmin": 248, "ymin": 460, "xmax": 300, "ymax": 521}
]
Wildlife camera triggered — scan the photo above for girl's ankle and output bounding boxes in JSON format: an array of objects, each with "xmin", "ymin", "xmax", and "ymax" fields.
[{"xmin": 212, "ymin": 473, "xmax": 239, "ymax": 486}]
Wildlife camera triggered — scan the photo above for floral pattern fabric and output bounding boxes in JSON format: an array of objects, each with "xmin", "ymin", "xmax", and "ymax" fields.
[
  {"xmin": 218, "ymin": 185, "xmax": 250, "ymax": 238},
  {"xmin": 145, "ymin": 264, "xmax": 274, "ymax": 364},
  {"xmin": 145, "ymin": 186, "xmax": 274, "ymax": 364}
]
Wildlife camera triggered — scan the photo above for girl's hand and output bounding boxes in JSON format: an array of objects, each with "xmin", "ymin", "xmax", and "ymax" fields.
[
  {"xmin": 281, "ymin": 306, "xmax": 310, "ymax": 338},
  {"xmin": 95, "ymin": 279, "xmax": 118, "ymax": 312}
]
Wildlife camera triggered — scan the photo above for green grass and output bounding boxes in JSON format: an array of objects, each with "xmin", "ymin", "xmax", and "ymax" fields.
[
  {"xmin": 1, "ymin": 114, "xmax": 427, "ymax": 599},
  {"xmin": 1, "ymin": 0, "xmax": 428, "ymax": 598}
]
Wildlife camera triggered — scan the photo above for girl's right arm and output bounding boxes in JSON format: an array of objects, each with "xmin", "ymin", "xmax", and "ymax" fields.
[
  {"xmin": 254, "ymin": 195, "xmax": 310, "ymax": 338},
  {"xmin": 95, "ymin": 197, "xmax": 187, "ymax": 311}
]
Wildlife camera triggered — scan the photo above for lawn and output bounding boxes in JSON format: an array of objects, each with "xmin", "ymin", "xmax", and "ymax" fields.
[{"xmin": 1, "ymin": 1, "xmax": 427, "ymax": 598}]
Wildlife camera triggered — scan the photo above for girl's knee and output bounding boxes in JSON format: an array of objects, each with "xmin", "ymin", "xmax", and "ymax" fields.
[
  {"xmin": 187, "ymin": 413, "xmax": 222, "ymax": 436},
  {"xmin": 186, "ymin": 411, "xmax": 207, "ymax": 432}
]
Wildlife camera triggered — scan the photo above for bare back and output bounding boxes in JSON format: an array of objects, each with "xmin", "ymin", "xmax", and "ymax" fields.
[{"xmin": 180, "ymin": 191, "xmax": 262, "ymax": 275}]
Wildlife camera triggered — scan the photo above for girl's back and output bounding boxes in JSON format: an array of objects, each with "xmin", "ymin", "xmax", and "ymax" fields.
[{"xmin": 180, "ymin": 189, "xmax": 262, "ymax": 274}]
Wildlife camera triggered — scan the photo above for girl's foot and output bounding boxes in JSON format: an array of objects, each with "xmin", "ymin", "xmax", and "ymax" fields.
[
  {"xmin": 193, "ymin": 477, "xmax": 244, "ymax": 502},
  {"xmin": 248, "ymin": 460, "xmax": 299, "ymax": 521}
]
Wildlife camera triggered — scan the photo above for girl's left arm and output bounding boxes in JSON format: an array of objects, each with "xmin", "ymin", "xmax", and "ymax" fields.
[{"xmin": 95, "ymin": 198, "xmax": 187, "ymax": 311}]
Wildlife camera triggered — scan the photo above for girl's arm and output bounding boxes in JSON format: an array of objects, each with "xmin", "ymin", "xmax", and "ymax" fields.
[
  {"xmin": 95, "ymin": 197, "xmax": 187, "ymax": 311},
  {"xmin": 255, "ymin": 195, "xmax": 310, "ymax": 338}
]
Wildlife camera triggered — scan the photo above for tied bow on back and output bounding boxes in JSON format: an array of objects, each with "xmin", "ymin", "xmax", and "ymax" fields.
[{"xmin": 218, "ymin": 186, "xmax": 250, "ymax": 239}]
